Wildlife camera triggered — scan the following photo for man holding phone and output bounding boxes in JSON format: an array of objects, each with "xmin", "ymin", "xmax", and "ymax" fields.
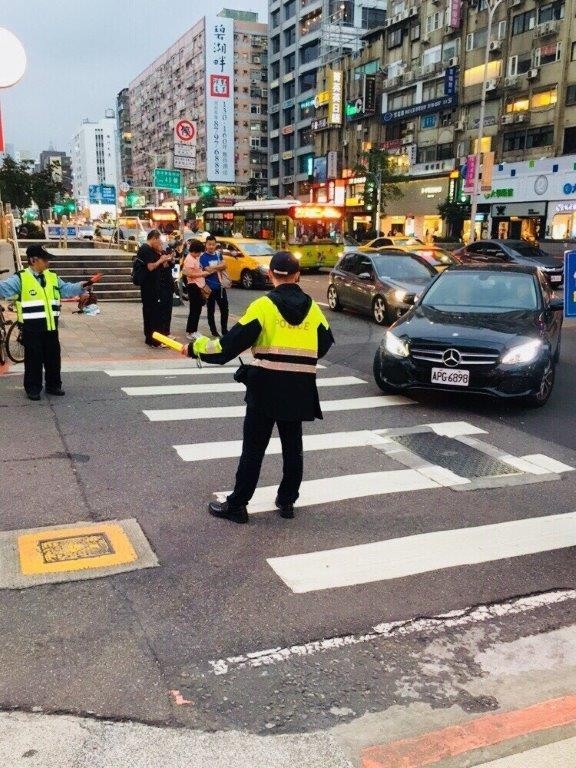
[
  {"xmin": 0, "ymin": 245, "xmax": 99, "ymax": 400},
  {"xmin": 134, "ymin": 229, "xmax": 175, "ymax": 347}
]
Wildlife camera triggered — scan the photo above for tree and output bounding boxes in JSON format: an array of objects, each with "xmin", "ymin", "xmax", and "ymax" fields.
[
  {"xmin": 354, "ymin": 149, "xmax": 405, "ymax": 233},
  {"xmin": 0, "ymin": 156, "xmax": 33, "ymax": 212},
  {"xmin": 30, "ymin": 163, "xmax": 65, "ymax": 223},
  {"xmin": 437, "ymin": 198, "xmax": 470, "ymax": 241},
  {"xmin": 245, "ymin": 177, "xmax": 261, "ymax": 200},
  {"xmin": 194, "ymin": 182, "xmax": 219, "ymax": 214}
]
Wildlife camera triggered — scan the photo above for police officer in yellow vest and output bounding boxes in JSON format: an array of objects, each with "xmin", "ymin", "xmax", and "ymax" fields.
[
  {"xmin": 184, "ymin": 250, "xmax": 334, "ymax": 524},
  {"xmin": 0, "ymin": 245, "xmax": 94, "ymax": 400}
]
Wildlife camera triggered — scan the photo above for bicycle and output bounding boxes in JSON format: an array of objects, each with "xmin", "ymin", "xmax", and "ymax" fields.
[{"xmin": 0, "ymin": 269, "xmax": 25, "ymax": 365}]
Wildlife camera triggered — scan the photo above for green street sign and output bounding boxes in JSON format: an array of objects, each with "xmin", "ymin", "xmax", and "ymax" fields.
[{"xmin": 153, "ymin": 168, "xmax": 182, "ymax": 191}]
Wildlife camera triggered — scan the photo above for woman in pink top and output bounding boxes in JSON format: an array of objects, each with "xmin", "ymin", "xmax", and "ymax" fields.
[{"xmin": 182, "ymin": 239, "xmax": 211, "ymax": 338}]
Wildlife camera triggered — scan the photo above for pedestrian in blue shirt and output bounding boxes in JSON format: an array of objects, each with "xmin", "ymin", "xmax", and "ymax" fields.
[
  {"xmin": 0, "ymin": 245, "xmax": 95, "ymax": 400},
  {"xmin": 199, "ymin": 235, "xmax": 229, "ymax": 337}
]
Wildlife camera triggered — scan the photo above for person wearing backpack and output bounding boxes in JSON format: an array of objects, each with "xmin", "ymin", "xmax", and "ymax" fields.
[{"xmin": 133, "ymin": 229, "xmax": 174, "ymax": 347}]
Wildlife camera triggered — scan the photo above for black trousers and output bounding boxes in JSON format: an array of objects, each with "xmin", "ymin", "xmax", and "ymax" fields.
[
  {"xmin": 206, "ymin": 288, "xmax": 229, "ymax": 336},
  {"xmin": 22, "ymin": 328, "xmax": 61, "ymax": 395},
  {"xmin": 141, "ymin": 291, "xmax": 173, "ymax": 343},
  {"xmin": 227, "ymin": 408, "xmax": 304, "ymax": 509},
  {"xmin": 186, "ymin": 283, "xmax": 205, "ymax": 334}
]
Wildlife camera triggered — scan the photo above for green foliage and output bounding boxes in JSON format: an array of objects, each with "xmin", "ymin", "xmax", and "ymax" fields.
[
  {"xmin": 0, "ymin": 157, "xmax": 33, "ymax": 211},
  {"xmin": 354, "ymin": 149, "xmax": 405, "ymax": 230},
  {"xmin": 245, "ymin": 177, "xmax": 261, "ymax": 200},
  {"xmin": 438, "ymin": 197, "xmax": 470, "ymax": 240},
  {"xmin": 30, "ymin": 163, "xmax": 65, "ymax": 223}
]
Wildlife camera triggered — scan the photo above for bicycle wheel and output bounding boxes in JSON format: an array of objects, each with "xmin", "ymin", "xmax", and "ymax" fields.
[
  {"xmin": 0, "ymin": 327, "xmax": 6, "ymax": 366},
  {"xmin": 6, "ymin": 321, "xmax": 25, "ymax": 364}
]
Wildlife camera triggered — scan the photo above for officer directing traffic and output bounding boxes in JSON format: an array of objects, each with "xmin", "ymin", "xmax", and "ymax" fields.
[
  {"xmin": 0, "ymin": 245, "xmax": 97, "ymax": 400},
  {"xmin": 184, "ymin": 250, "xmax": 334, "ymax": 524}
]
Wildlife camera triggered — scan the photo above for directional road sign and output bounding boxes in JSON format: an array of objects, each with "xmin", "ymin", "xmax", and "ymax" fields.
[
  {"xmin": 564, "ymin": 250, "xmax": 576, "ymax": 317},
  {"xmin": 153, "ymin": 168, "xmax": 182, "ymax": 192},
  {"xmin": 88, "ymin": 184, "xmax": 116, "ymax": 204}
]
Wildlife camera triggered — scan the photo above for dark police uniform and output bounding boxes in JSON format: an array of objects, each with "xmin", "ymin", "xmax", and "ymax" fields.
[{"xmin": 186, "ymin": 252, "xmax": 334, "ymax": 523}]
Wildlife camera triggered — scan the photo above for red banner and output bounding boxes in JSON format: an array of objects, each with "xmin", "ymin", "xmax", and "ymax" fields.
[{"xmin": 463, "ymin": 155, "xmax": 476, "ymax": 193}]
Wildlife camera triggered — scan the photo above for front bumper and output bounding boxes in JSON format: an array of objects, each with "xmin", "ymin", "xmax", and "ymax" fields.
[{"xmin": 376, "ymin": 347, "xmax": 550, "ymax": 398}]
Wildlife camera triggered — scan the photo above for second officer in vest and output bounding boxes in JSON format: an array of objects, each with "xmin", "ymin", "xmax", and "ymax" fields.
[
  {"xmin": 184, "ymin": 250, "xmax": 335, "ymax": 524},
  {"xmin": 0, "ymin": 245, "xmax": 96, "ymax": 400}
]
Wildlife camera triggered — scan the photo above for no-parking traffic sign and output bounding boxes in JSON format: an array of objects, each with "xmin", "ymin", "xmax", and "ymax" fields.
[{"xmin": 174, "ymin": 119, "xmax": 197, "ymax": 144}]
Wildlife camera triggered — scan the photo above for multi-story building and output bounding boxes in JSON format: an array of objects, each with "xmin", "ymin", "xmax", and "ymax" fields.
[
  {"xmin": 116, "ymin": 88, "xmax": 133, "ymax": 187},
  {"xmin": 310, "ymin": 0, "xmax": 576, "ymax": 242},
  {"xmin": 268, "ymin": 0, "xmax": 387, "ymax": 199},
  {"xmin": 127, "ymin": 9, "xmax": 268, "ymax": 199},
  {"xmin": 39, "ymin": 149, "xmax": 73, "ymax": 194},
  {"xmin": 71, "ymin": 111, "xmax": 119, "ymax": 210}
]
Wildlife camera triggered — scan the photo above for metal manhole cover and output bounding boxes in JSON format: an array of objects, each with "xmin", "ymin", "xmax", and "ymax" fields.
[{"xmin": 392, "ymin": 433, "xmax": 520, "ymax": 479}]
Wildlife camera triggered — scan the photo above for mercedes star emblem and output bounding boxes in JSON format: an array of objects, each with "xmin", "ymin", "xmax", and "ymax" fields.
[{"xmin": 442, "ymin": 348, "xmax": 461, "ymax": 367}]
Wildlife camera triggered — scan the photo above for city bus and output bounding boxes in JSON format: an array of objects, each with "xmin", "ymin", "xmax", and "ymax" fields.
[
  {"xmin": 201, "ymin": 200, "xmax": 345, "ymax": 270},
  {"xmin": 121, "ymin": 207, "xmax": 179, "ymax": 235}
]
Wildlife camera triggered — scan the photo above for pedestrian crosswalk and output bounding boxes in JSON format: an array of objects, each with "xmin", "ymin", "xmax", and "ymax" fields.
[{"xmin": 106, "ymin": 362, "xmax": 575, "ymax": 599}]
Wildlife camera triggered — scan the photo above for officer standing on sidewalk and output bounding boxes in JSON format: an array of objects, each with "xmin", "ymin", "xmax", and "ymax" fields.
[
  {"xmin": 183, "ymin": 250, "xmax": 334, "ymax": 524},
  {"xmin": 0, "ymin": 245, "xmax": 96, "ymax": 400}
]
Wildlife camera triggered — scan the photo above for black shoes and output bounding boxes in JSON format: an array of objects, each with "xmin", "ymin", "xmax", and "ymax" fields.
[
  {"xmin": 27, "ymin": 392, "xmax": 41, "ymax": 401},
  {"xmin": 208, "ymin": 500, "xmax": 248, "ymax": 524},
  {"xmin": 275, "ymin": 497, "xmax": 295, "ymax": 519},
  {"xmin": 46, "ymin": 388, "xmax": 65, "ymax": 396}
]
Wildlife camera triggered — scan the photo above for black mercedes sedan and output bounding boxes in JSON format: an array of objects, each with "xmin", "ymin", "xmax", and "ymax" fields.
[
  {"xmin": 453, "ymin": 239, "xmax": 564, "ymax": 288},
  {"xmin": 373, "ymin": 265, "xmax": 563, "ymax": 407},
  {"xmin": 328, "ymin": 250, "xmax": 439, "ymax": 325}
]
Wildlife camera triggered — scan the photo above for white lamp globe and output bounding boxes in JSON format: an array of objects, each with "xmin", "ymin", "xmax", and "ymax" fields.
[{"xmin": 0, "ymin": 28, "xmax": 27, "ymax": 88}]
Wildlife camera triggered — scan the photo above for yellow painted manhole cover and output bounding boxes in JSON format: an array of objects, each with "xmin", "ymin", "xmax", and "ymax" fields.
[
  {"xmin": 0, "ymin": 519, "xmax": 158, "ymax": 588},
  {"xmin": 18, "ymin": 523, "xmax": 138, "ymax": 575}
]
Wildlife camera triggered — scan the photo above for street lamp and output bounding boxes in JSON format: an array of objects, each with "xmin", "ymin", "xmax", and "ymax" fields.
[
  {"xmin": 468, "ymin": 0, "xmax": 504, "ymax": 241},
  {"xmin": 0, "ymin": 28, "xmax": 26, "ymax": 88}
]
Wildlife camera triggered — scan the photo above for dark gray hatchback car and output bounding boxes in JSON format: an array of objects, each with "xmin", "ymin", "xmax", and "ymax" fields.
[{"xmin": 327, "ymin": 249, "xmax": 439, "ymax": 325}]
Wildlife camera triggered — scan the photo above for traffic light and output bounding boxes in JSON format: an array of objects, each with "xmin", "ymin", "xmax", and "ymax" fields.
[
  {"xmin": 53, "ymin": 204, "xmax": 64, "ymax": 215},
  {"xmin": 64, "ymin": 199, "xmax": 76, "ymax": 214},
  {"xmin": 198, "ymin": 182, "xmax": 215, "ymax": 196},
  {"xmin": 125, "ymin": 190, "xmax": 139, "ymax": 207}
]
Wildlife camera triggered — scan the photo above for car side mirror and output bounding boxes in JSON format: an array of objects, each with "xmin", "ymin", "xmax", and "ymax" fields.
[
  {"xmin": 548, "ymin": 297, "xmax": 564, "ymax": 312},
  {"xmin": 404, "ymin": 293, "xmax": 417, "ymax": 305},
  {"xmin": 358, "ymin": 272, "xmax": 372, "ymax": 280}
]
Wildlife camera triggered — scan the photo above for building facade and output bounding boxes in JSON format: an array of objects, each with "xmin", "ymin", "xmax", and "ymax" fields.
[
  {"xmin": 39, "ymin": 149, "xmax": 73, "ymax": 195},
  {"xmin": 71, "ymin": 111, "xmax": 119, "ymax": 210},
  {"xmin": 309, "ymin": 0, "xmax": 576, "ymax": 241},
  {"xmin": 116, "ymin": 88, "xmax": 133, "ymax": 187},
  {"xmin": 268, "ymin": 0, "xmax": 387, "ymax": 199},
  {"xmin": 127, "ymin": 9, "xmax": 268, "ymax": 200}
]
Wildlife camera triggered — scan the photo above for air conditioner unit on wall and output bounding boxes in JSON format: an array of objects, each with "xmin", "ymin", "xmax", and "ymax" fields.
[
  {"xmin": 515, "ymin": 113, "xmax": 529, "ymax": 122},
  {"xmin": 504, "ymin": 76, "xmax": 519, "ymax": 88},
  {"xmin": 448, "ymin": 56, "xmax": 459, "ymax": 67},
  {"xmin": 501, "ymin": 114, "xmax": 514, "ymax": 124},
  {"xmin": 489, "ymin": 40, "xmax": 502, "ymax": 52},
  {"xmin": 456, "ymin": 119, "xmax": 466, "ymax": 130},
  {"xmin": 485, "ymin": 79, "xmax": 498, "ymax": 92},
  {"xmin": 527, "ymin": 68, "xmax": 540, "ymax": 80}
]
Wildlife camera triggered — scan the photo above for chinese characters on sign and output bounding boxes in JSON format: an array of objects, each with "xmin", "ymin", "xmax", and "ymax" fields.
[
  {"xmin": 205, "ymin": 17, "xmax": 235, "ymax": 183},
  {"xmin": 463, "ymin": 155, "xmax": 476, "ymax": 194},
  {"xmin": 449, "ymin": 0, "xmax": 462, "ymax": 28},
  {"xmin": 328, "ymin": 69, "xmax": 343, "ymax": 126}
]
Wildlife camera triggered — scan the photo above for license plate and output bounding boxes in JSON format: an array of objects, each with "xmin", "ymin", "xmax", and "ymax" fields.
[
  {"xmin": 431, "ymin": 367, "xmax": 470, "ymax": 386},
  {"xmin": 550, "ymin": 275, "xmax": 562, "ymax": 283}
]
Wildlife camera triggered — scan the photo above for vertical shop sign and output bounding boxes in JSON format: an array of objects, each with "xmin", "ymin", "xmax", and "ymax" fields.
[{"xmin": 205, "ymin": 16, "xmax": 235, "ymax": 182}]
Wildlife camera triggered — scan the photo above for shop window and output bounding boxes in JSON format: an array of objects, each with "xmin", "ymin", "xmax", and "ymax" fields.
[
  {"xmin": 526, "ymin": 125, "xmax": 554, "ymax": 148},
  {"xmin": 505, "ymin": 97, "xmax": 530, "ymax": 113},
  {"xmin": 531, "ymin": 89, "xmax": 557, "ymax": 109},
  {"xmin": 566, "ymin": 84, "xmax": 576, "ymax": 106},
  {"xmin": 464, "ymin": 60, "xmax": 501, "ymax": 87},
  {"xmin": 388, "ymin": 28, "xmax": 403, "ymax": 49},
  {"xmin": 512, "ymin": 10, "xmax": 537, "ymax": 35}
]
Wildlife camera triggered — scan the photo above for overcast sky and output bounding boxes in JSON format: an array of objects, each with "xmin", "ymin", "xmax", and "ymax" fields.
[{"xmin": 1, "ymin": 0, "xmax": 268, "ymax": 157}]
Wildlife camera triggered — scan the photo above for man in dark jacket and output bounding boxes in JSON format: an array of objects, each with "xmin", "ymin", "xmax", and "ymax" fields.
[
  {"xmin": 135, "ymin": 229, "xmax": 174, "ymax": 347},
  {"xmin": 183, "ymin": 251, "xmax": 334, "ymax": 524}
]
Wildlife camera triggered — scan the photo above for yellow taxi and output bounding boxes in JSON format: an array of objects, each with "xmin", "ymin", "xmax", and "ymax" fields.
[{"xmin": 215, "ymin": 237, "xmax": 276, "ymax": 289}]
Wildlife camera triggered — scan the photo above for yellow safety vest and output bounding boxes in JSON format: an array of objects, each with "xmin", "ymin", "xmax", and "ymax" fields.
[{"xmin": 16, "ymin": 268, "xmax": 60, "ymax": 331}]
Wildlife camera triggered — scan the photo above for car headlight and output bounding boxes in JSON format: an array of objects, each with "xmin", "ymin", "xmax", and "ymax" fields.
[
  {"xmin": 384, "ymin": 331, "xmax": 409, "ymax": 358},
  {"xmin": 501, "ymin": 339, "xmax": 542, "ymax": 365},
  {"xmin": 393, "ymin": 289, "xmax": 408, "ymax": 303}
]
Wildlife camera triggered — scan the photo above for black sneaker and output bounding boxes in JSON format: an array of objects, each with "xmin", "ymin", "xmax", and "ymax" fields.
[
  {"xmin": 208, "ymin": 500, "xmax": 248, "ymax": 524},
  {"xmin": 46, "ymin": 388, "xmax": 65, "ymax": 396},
  {"xmin": 275, "ymin": 497, "xmax": 294, "ymax": 519},
  {"xmin": 27, "ymin": 392, "xmax": 41, "ymax": 401}
]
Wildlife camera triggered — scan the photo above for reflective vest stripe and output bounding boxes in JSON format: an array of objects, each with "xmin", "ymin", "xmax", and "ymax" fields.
[
  {"xmin": 253, "ymin": 345, "xmax": 318, "ymax": 358},
  {"xmin": 252, "ymin": 359, "xmax": 317, "ymax": 374},
  {"xmin": 21, "ymin": 311, "xmax": 50, "ymax": 320}
]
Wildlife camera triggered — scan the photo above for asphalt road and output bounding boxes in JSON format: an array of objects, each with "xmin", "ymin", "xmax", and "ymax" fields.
[{"xmin": 1, "ymin": 276, "xmax": 576, "ymax": 740}]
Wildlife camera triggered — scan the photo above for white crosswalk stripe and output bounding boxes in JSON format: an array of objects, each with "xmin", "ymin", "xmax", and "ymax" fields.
[
  {"xmin": 267, "ymin": 511, "xmax": 576, "ymax": 593},
  {"xmin": 105, "ymin": 364, "xmax": 326, "ymax": 378},
  {"xmin": 143, "ymin": 395, "xmax": 413, "ymax": 422},
  {"xmin": 122, "ymin": 376, "xmax": 366, "ymax": 397}
]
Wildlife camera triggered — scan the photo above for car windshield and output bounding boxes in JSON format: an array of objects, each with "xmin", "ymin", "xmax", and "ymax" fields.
[
  {"xmin": 372, "ymin": 254, "xmax": 434, "ymax": 281},
  {"xmin": 510, "ymin": 243, "xmax": 550, "ymax": 261},
  {"xmin": 411, "ymin": 248, "xmax": 456, "ymax": 265},
  {"xmin": 422, "ymin": 271, "xmax": 539, "ymax": 312},
  {"xmin": 234, "ymin": 243, "xmax": 275, "ymax": 257}
]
